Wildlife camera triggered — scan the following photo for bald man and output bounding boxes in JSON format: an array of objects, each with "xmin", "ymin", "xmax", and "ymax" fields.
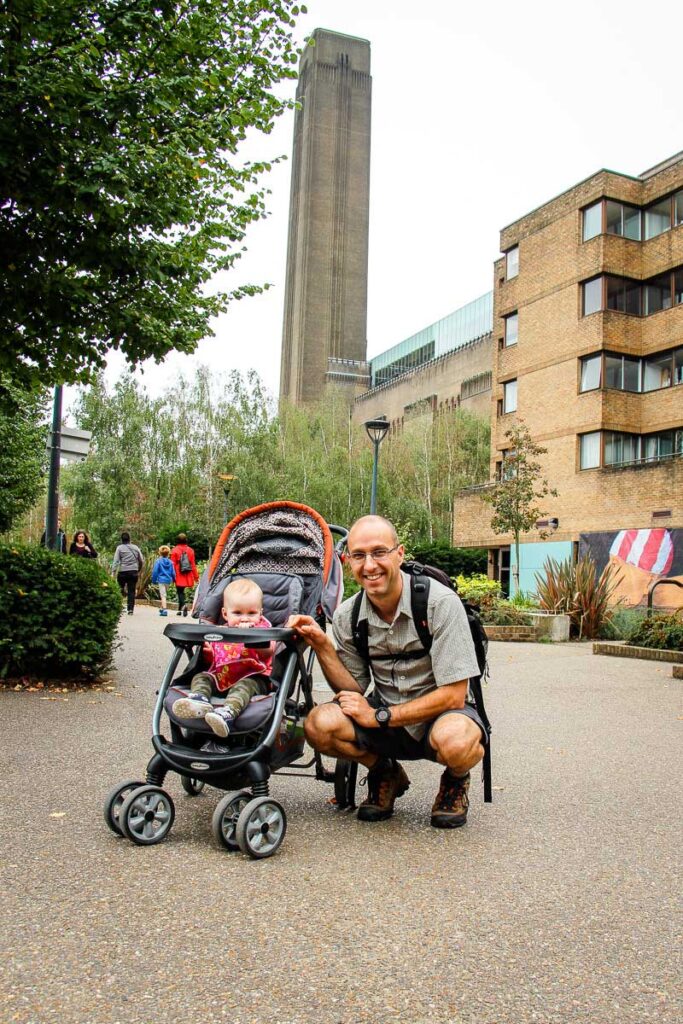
[{"xmin": 288, "ymin": 516, "xmax": 487, "ymax": 828}]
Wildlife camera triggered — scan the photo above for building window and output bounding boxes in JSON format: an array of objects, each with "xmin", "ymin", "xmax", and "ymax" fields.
[
  {"xmin": 675, "ymin": 191, "xmax": 683, "ymax": 227},
  {"xmin": 604, "ymin": 353, "xmax": 640, "ymax": 392},
  {"xmin": 583, "ymin": 201, "xmax": 602, "ymax": 241},
  {"xmin": 643, "ymin": 272, "xmax": 673, "ymax": 315},
  {"xmin": 582, "ymin": 277, "xmax": 603, "ymax": 316},
  {"xmin": 675, "ymin": 349, "xmax": 683, "ymax": 385},
  {"xmin": 644, "ymin": 198, "xmax": 671, "ymax": 240},
  {"xmin": 504, "ymin": 312, "xmax": 518, "ymax": 346},
  {"xmin": 642, "ymin": 352, "xmax": 674, "ymax": 391},
  {"xmin": 580, "ymin": 432, "xmax": 601, "ymax": 469},
  {"xmin": 605, "ymin": 200, "xmax": 641, "ymax": 240},
  {"xmin": 503, "ymin": 379, "xmax": 517, "ymax": 414},
  {"xmin": 506, "ymin": 247, "xmax": 519, "ymax": 279},
  {"xmin": 580, "ymin": 354, "xmax": 602, "ymax": 392},
  {"xmin": 500, "ymin": 448, "xmax": 517, "ymax": 479},
  {"xmin": 606, "ymin": 275, "xmax": 641, "ymax": 315},
  {"xmin": 604, "ymin": 431, "xmax": 641, "ymax": 466}
]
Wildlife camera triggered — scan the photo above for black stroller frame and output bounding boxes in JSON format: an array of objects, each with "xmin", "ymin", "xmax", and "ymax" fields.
[{"xmin": 104, "ymin": 517, "xmax": 352, "ymax": 859}]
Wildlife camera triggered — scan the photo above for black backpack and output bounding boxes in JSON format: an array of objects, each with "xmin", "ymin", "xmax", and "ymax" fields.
[
  {"xmin": 350, "ymin": 561, "xmax": 493, "ymax": 802},
  {"xmin": 179, "ymin": 549, "xmax": 192, "ymax": 574}
]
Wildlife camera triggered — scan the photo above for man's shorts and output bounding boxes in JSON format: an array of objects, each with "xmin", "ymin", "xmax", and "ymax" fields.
[{"xmin": 350, "ymin": 703, "xmax": 489, "ymax": 762}]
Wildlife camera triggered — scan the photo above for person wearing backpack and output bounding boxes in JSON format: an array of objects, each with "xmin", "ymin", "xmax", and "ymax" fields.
[
  {"xmin": 288, "ymin": 515, "xmax": 489, "ymax": 829},
  {"xmin": 170, "ymin": 533, "xmax": 198, "ymax": 617},
  {"xmin": 111, "ymin": 531, "xmax": 144, "ymax": 615}
]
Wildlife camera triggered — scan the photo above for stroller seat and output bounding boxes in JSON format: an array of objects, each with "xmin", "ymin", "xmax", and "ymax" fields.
[{"xmin": 164, "ymin": 687, "xmax": 277, "ymax": 736}]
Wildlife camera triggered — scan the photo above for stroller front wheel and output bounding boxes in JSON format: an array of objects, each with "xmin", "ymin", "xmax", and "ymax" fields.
[
  {"xmin": 212, "ymin": 790, "xmax": 251, "ymax": 851},
  {"xmin": 236, "ymin": 797, "xmax": 287, "ymax": 859},
  {"xmin": 181, "ymin": 776, "xmax": 206, "ymax": 797},
  {"xmin": 103, "ymin": 779, "xmax": 146, "ymax": 836},
  {"xmin": 119, "ymin": 785, "xmax": 175, "ymax": 845}
]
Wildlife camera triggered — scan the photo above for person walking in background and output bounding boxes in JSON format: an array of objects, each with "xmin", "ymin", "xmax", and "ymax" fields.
[
  {"xmin": 112, "ymin": 531, "xmax": 144, "ymax": 616},
  {"xmin": 151, "ymin": 545, "xmax": 175, "ymax": 617},
  {"xmin": 170, "ymin": 533, "xmax": 198, "ymax": 617},
  {"xmin": 40, "ymin": 518, "xmax": 67, "ymax": 553},
  {"xmin": 69, "ymin": 530, "xmax": 98, "ymax": 559}
]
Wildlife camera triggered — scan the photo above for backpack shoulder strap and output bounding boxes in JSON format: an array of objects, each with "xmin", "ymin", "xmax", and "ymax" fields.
[
  {"xmin": 350, "ymin": 590, "xmax": 370, "ymax": 665},
  {"xmin": 409, "ymin": 574, "xmax": 432, "ymax": 653}
]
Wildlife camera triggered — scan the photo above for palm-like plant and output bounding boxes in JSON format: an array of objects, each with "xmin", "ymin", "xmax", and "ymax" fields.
[{"xmin": 535, "ymin": 555, "xmax": 623, "ymax": 639}]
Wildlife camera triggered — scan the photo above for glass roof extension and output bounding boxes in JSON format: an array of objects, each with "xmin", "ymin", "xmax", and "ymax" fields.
[{"xmin": 369, "ymin": 291, "xmax": 493, "ymax": 387}]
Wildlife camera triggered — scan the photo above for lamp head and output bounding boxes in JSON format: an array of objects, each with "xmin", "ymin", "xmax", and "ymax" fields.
[{"xmin": 364, "ymin": 418, "xmax": 390, "ymax": 445}]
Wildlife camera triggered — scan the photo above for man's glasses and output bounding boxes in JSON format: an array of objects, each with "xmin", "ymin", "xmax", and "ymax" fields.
[{"xmin": 347, "ymin": 545, "xmax": 400, "ymax": 565}]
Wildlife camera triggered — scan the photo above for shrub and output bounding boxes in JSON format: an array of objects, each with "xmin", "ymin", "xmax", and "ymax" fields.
[
  {"xmin": 598, "ymin": 606, "xmax": 646, "ymax": 641},
  {"xmin": 534, "ymin": 555, "xmax": 622, "ymax": 639},
  {"xmin": 479, "ymin": 601, "xmax": 531, "ymax": 626},
  {"xmin": 628, "ymin": 613, "xmax": 683, "ymax": 651},
  {"xmin": 0, "ymin": 545, "xmax": 122, "ymax": 678},
  {"xmin": 411, "ymin": 543, "xmax": 487, "ymax": 578},
  {"xmin": 509, "ymin": 589, "xmax": 540, "ymax": 609},
  {"xmin": 454, "ymin": 573, "xmax": 501, "ymax": 609}
]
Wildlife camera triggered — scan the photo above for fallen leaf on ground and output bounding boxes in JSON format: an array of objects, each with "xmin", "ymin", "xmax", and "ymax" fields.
[{"xmin": 49, "ymin": 812, "xmax": 66, "ymax": 818}]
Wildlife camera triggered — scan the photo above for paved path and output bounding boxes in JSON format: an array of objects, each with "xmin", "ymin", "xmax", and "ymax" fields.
[{"xmin": 1, "ymin": 605, "xmax": 681, "ymax": 1024}]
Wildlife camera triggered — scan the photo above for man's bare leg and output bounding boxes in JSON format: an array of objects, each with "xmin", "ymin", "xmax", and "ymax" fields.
[{"xmin": 304, "ymin": 703, "xmax": 378, "ymax": 768}]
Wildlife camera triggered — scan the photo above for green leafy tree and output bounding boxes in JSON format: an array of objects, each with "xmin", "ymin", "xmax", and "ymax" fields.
[
  {"xmin": 1, "ymin": 0, "xmax": 305, "ymax": 389},
  {"xmin": 481, "ymin": 421, "xmax": 558, "ymax": 594},
  {"xmin": 0, "ymin": 376, "xmax": 47, "ymax": 533}
]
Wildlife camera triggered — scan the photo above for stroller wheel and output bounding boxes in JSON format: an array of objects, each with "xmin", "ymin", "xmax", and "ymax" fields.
[
  {"xmin": 333, "ymin": 759, "xmax": 358, "ymax": 810},
  {"xmin": 236, "ymin": 797, "xmax": 287, "ymax": 860},
  {"xmin": 103, "ymin": 779, "xmax": 146, "ymax": 836},
  {"xmin": 212, "ymin": 790, "xmax": 251, "ymax": 851},
  {"xmin": 119, "ymin": 785, "xmax": 175, "ymax": 846},
  {"xmin": 181, "ymin": 776, "xmax": 206, "ymax": 797}
]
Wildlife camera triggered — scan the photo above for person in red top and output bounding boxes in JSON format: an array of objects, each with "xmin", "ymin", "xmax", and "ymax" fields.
[
  {"xmin": 170, "ymin": 533, "xmax": 199, "ymax": 616},
  {"xmin": 172, "ymin": 579, "xmax": 274, "ymax": 737}
]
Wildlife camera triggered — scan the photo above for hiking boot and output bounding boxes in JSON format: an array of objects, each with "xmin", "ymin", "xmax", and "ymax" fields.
[
  {"xmin": 172, "ymin": 692, "xmax": 212, "ymax": 719},
  {"xmin": 431, "ymin": 770, "xmax": 470, "ymax": 829},
  {"xmin": 205, "ymin": 707, "xmax": 234, "ymax": 738},
  {"xmin": 357, "ymin": 760, "xmax": 410, "ymax": 822}
]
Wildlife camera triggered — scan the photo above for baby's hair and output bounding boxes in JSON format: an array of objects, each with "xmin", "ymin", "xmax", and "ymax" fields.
[
  {"xmin": 223, "ymin": 578, "xmax": 264, "ymax": 608},
  {"xmin": 158, "ymin": 545, "xmax": 170, "ymax": 556}
]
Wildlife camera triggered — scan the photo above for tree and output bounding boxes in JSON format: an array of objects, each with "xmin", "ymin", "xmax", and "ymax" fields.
[
  {"xmin": 0, "ymin": 0, "xmax": 305, "ymax": 389},
  {"xmin": 0, "ymin": 376, "xmax": 48, "ymax": 533},
  {"xmin": 481, "ymin": 421, "xmax": 558, "ymax": 594}
]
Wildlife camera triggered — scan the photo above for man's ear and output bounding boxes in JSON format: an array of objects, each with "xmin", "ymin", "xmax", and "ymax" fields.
[{"xmin": 397, "ymin": 544, "xmax": 405, "ymax": 565}]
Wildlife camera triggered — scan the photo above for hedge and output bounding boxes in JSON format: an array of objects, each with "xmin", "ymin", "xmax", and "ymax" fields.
[
  {"xmin": 411, "ymin": 543, "xmax": 487, "ymax": 578},
  {"xmin": 0, "ymin": 545, "xmax": 122, "ymax": 678},
  {"xmin": 628, "ymin": 613, "xmax": 683, "ymax": 652}
]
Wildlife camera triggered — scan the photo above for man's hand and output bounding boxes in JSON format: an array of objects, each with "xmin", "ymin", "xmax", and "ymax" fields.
[
  {"xmin": 286, "ymin": 614, "xmax": 328, "ymax": 652},
  {"xmin": 335, "ymin": 691, "xmax": 376, "ymax": 728}
]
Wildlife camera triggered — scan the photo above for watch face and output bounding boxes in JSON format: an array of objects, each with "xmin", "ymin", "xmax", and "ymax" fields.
[{"xmin": 376, "ymin": 707, "xmax": 391, "ymax": 726}]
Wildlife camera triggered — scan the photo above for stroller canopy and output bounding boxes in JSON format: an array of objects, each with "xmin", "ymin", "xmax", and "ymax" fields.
[{"xmin": 194, "ymin": 501, "xmax": 343, "ymax": 626}]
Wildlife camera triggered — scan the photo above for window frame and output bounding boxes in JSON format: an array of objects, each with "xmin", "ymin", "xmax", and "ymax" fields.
[
  {"xmin": 502, "ymin": 378, "xmax": 517, "ymax": 414},
  {"xmin": 503, "ymin": 311, "xmax": 518, "ymax": 347},
  {"xmin": 506, "ymin": 246, "xmax": 519, "ymax": 280}
]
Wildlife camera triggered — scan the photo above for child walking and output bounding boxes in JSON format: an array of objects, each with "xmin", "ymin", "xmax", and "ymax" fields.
[
  {"xmin": 172, "ymin": 578, "xmax": 274, "ymax": 737},
  {"xmin": 151, "ymin": 545, "xmax": 175, "ymax": 616}
]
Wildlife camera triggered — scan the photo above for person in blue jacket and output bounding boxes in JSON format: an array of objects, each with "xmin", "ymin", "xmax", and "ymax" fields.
[{"xmin": 151, "ymin": 545, "xmax": 175, "ymax": 617}]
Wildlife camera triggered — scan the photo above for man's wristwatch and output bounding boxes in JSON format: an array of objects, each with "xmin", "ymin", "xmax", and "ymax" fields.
[{"xmin": 375, "ymin": 706, "xmax": 392, "ymax": 729}]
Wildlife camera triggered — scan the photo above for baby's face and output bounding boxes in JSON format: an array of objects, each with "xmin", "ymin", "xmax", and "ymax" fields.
[{"xmin": 222, "ymin": 597, "xmax": 262, "ymax": 628}]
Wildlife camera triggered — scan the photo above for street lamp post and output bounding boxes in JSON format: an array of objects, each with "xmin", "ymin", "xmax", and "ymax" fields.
[{"xmin": 364, "ymin": 418, "xmax": 390, "ymax": 515}]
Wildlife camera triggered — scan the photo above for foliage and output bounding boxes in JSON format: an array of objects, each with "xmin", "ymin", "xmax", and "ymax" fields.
[
  {"xmin": 0, "ymin": 377, "xmax": 48, "ymax": 533},
  {"xmin": 1, "ymin": 0, "xmax": 305, "ymax": 389},
  {"xmin": 598, "ymin": 606, "xmax": 646, "ymax": 641},
  {"xmin": 508, "ymin": 589, "xmax": 539, "ymax": 609},
  {"xmin": 60, "ymin": 369, "xmax": 491, "ymax": 550},
  {"xmin": 454, "ymin": 573, "xmax": 501, "ymax": 608},
  {"xmin": 628, "ymin": 613, "xmax": 683, "ymax": 651},
  {"xmin": 479, "ymin": 601, "xmax": 532, "ymax": 626},
  {"xmin": 534, "ymin": 555, "xmax": 623, "ymax": 639},
  {"xmin": 0, "ymin": 545, "xmax": 121, "ymax": 677},
  {"xmin": 480, "ymin": 421, "xmax": 557, "ymax": 593},
  {"xmin": 411, "ymin": 542, "xmax": 487, "ymax": 577}
]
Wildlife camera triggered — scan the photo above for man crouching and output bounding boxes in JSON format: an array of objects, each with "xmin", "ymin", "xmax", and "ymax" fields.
[{"xmin": 288, "ymin": 515, "xmax": 488, "ymax": 828}]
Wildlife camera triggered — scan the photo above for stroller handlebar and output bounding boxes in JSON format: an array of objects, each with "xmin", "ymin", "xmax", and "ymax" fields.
[{"xmin": 162, "ymin": 623, "xmax": 296, "ymax": 647}]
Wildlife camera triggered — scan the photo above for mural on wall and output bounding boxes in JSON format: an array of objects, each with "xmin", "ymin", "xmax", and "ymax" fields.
[{"xmin": 579, "ymin": 528, "xmax": 683, "ymax": 609}]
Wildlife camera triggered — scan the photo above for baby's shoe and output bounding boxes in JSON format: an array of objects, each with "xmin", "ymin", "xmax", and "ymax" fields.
[
  {"xmin": 159, "ymin": 608, "xmax": 168, "ymax": 616},
  {"xmin": 172, "ymin": 693, "xmax": 212, "ymax": 719},
  {"xmin": 205, "ymin": 707, "xmax": 235, "ymax": 738}
]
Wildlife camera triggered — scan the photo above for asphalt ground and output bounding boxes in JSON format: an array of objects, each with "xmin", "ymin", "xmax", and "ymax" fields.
[{"xmin": 0, "ymin": 604, "xmax": 681, "ymax": 1024}]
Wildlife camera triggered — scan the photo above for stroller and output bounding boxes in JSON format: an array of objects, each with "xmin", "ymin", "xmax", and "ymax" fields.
[{"xmin": 104, "ymin": 501, "xmax": 349, "ymax": 859}]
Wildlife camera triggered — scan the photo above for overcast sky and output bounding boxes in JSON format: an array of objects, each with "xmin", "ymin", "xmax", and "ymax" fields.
[{"xmin": 91, "ymin": 0, "xmax": 682, "ymax": 404}]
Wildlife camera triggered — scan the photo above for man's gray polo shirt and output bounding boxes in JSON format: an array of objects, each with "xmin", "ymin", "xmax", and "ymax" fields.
[{"xmin": 332, "ymin": 576, "xmax": 480, "ymax": 740}]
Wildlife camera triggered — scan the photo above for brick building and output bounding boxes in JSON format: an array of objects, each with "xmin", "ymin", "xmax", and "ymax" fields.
[{"xmin": 454, "ymin": 152, "xmax": 683, "ymax": 605}]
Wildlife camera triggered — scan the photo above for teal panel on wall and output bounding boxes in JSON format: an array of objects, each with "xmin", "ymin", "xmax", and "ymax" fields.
[{"xmin": 510, "ymin": 541, "xmax": 573, "ymax": 596}]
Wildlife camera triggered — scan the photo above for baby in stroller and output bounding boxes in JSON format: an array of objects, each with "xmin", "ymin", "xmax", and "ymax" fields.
[{"xmin": 172, "ymin": 578, "xmax": 275, "ymax": 738}]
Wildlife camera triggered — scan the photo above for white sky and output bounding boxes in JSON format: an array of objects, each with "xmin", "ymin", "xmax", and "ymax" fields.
[{"xmin": 81, "ymin": 0, "xmax": 682, "ymax": 405}]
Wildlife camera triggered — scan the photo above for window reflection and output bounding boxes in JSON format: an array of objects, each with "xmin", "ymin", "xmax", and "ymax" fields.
[
  {"xmin": 583, "ymin": 202, "xmax": 602, "ymax": 241},
  {"xmin": 644, "ymin": 198, "xmax": 671, "ymax": 239}
]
